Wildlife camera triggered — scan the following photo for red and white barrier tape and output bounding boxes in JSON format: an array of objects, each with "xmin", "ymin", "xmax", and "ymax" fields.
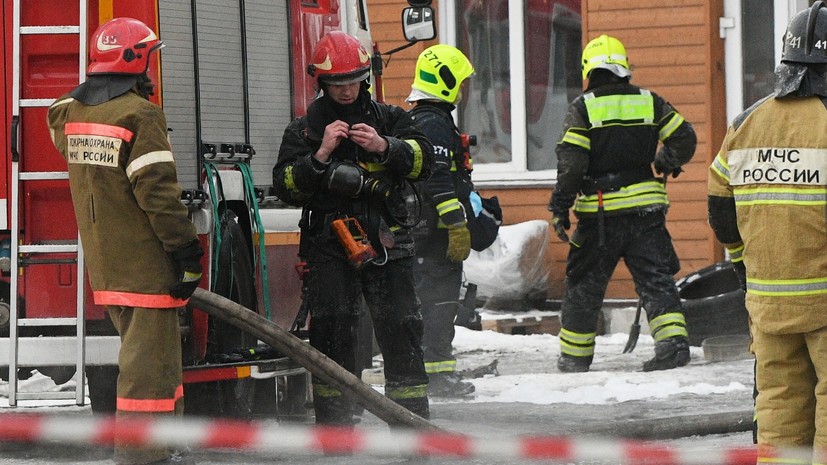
[{"xmin": 0, "ymin": 412, "xmax": 763, "ymax": 464}]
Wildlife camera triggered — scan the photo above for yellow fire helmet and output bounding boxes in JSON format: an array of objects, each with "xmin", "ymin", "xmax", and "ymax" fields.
[
  {"xmin": 581, "ymin": 34, "xmax": 631, "ymax": 80},
  {"xmin": 411, "ymin": 44, "xmax": 474, "ymax": 104}
]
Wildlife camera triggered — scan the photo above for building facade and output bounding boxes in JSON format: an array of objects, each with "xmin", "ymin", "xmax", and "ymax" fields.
[{"xmin": 367, "ymin": 0, "xmax": 812, "ymax": 299}]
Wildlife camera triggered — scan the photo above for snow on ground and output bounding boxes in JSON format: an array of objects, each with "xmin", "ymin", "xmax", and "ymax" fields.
[
  {"xmin": 446, "ymin": 317, "xmax": 753, "ymax": 407},
  {"xmin": 0, "ymin": 312, "xmax": 755, "ymax": 410}
]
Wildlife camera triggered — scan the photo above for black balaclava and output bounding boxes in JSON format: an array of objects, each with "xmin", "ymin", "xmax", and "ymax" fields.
[
  {"xmin": 70, "ymin": 74, "xmax": 139, "ymax": 105},
  {"xmin": 305, "ymin": 81, "xmax": 378, "ymax": 162},
  {"xmin": 586, "ymin": 68, "xmax": 631, "ymax": 91}
]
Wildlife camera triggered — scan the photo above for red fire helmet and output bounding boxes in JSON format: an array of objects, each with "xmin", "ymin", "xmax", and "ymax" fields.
[
  {"xmin": 88, "ymin": 17, "xmax": 164, "ymax": 75},
  {"xmin": 306, "ymin": 31, "xmax": 371, "ymax": 87}
]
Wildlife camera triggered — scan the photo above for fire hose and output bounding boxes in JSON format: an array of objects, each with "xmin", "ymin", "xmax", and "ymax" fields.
[{"xmin": 188, "ymin": 288, "xmax": 442, "ymax": 431}]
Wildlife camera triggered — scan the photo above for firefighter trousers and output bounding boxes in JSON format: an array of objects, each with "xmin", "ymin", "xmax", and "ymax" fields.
[
  {"xmin": 753, "ymin": 324, "xmax": 827, "ymax": 464},
  {"xmin": 108, "ymin": 306, "xmax": 184, "ymax": 465},
  {"xmin": 304, "ymin": 251, "xmax": 429, "ymax": 424},
  {"xmin": 560, "ymin": 211, "xmax": 685, "ymax": 357},
  {"xmin": 414, "ymin": 255, "xmax": 463, "ymax": 376}
]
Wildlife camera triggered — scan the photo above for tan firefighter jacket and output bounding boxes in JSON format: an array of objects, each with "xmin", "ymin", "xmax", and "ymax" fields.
[
  {"xmin": 47, "ymin": 90, "xmax": 197, "ymax": 308},
  {"xmin": 708, "ymin": 95, "xmax": 827, "ymax": 334}
]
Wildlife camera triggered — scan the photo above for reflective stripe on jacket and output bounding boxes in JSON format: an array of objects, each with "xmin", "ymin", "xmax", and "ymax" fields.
[{"xmin": 555, "ymin": 81, "xmax": 695, "ymax": 218}]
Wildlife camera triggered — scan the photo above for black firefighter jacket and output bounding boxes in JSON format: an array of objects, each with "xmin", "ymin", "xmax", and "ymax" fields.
[{"xmin": 273, "ymin": 94, "xmax": 433, "ymax": 260}]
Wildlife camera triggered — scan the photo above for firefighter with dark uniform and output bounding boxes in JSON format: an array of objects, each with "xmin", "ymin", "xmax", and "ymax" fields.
[
  {"xmin": 708, "ymin": 3, "xmax": 827, "ymax": 462},
  {"xmin": 272, "ymin": 31, "xmax": 433, "ymax": 424},
  {"xmin": 548, "ymin": 35, "xmax": 697, "ymax": 373},
  {"xmin": 407, "ymin": 44, "xmax": 476, "ymax": 397},
  {"xmin": 47, "ymin": 18, "xmax": 201, "ymax": 465}
]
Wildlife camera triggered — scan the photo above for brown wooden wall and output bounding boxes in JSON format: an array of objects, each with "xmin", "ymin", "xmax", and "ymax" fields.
[
  {"xmin": 572, "ymin": 0, "xmax": 729, "ymax": 297},
  {"xmin": 366, "ymin": 0, "xmax": 437, "ymax": 108},
  {"xmin": 366, "ymin": 0, "xmax": 729, "ymax": 299}
]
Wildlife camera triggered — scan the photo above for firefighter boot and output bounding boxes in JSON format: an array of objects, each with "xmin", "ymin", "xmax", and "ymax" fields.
[
  {"xmin": 557, "ymin": 354, "xmax": 592, "ymax": 373},
  {"xmin": 393, "ymin": 396, "xmax": 430, "ymax": 422},
  {"xmin": 313, "ymin": 395, "xmax": 358, "ymax": 426},
  {"xmin": 428, "ymin": 372, "xmax": 475, "ymax": 398},
  {"xmin": 643, "ymin": 336, "xmax": 690, "ymax": 372}
]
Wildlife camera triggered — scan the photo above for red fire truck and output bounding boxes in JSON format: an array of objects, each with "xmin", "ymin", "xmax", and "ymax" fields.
[{"xmin": 0, "ymin": 0, "xmax": 433, "ymax": 418}]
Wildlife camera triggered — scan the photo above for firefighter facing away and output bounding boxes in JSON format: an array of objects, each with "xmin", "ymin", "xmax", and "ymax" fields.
[
  {"xmin": 47, "ymin": 18, "xmax": 202, "ymax": 465},
  {"xmin": 272, "ymin": 31, "xmax": 433, "ymax": 424},
  {"xmin": 548, "ymin": 34, "xmax": 697, "ymax": 373},
  {"xmin": 708, "ymin": 3, "xmax": 827, "ymax": 462},
  {"xmin": 407, "ymin": 44, "xmax": 477, "ymax": 397}
]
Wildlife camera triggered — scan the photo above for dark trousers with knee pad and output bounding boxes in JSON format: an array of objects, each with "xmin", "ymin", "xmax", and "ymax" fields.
[
  {"xmin": 305, "ymin": 249, "xmax": 429, "ymax": 423},
  {"xmin": 559, "ymin": 211, "xmax": 687, "ymax": 360}
]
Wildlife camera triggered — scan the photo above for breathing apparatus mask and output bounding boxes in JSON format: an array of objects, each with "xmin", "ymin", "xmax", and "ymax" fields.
[{"xmin": 322, "ymin": 162, "xmax": 418, "ymax": 229}]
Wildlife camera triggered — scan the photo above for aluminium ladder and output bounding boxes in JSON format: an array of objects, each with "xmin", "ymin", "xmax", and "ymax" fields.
[{"xmin": 8, "ymin": 0, "xmax": 88, "ymax": 406}]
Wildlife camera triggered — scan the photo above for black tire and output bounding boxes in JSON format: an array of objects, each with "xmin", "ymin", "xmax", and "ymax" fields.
[
  {"xmin": 677, "ymin": 261, "xmax": 749, "ymax": 346},
  {"xmin": 38, "ymin": 366, "xmax": 76, "ymax": 385},
  {"xmin": 185, "ymin": 211, "xmax": 273, "ymax": 419}
]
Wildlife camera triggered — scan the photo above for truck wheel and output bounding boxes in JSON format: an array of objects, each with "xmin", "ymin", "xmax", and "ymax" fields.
[
  {"xmin": 186, "ymin": 211, "xmax": 265, "ymax": 419},
  {"xmin": 677, "ymin": 261, "xmax": 750, "ymax": 347}
]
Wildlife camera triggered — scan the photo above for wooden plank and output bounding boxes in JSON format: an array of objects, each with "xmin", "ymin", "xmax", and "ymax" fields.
[
  {"xmin": 588, "ymin": 0, "xmax": 704, "ymax": 10},
  {"xmin": 615, "ymin": 28, "xmax": 707, "ymax": 47},
  {"xmin": 482, "ymin": 314, "xmax": 562, "ymax": 336},
  {"xmin": 588, "ymin": 6, "xmax": 704, "ymax": 30},
  {"xmin": 629, "ymin": 46, "xmax": 708, "ymax": 67},
  {"xmin": 632, "ymin": 65, "xmax": 709, "ymax": 86}
]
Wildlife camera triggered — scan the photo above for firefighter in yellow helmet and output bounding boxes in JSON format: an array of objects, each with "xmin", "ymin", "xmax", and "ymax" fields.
[
  {"xmin": 47, "ymin": 18, "xmax": 201, "ymax": 465},
  {"xmin": 709, "ymin": 3, "xmax": 827, "ymax": 462},
  {"xmin": 407, "ymin": 44, "xmax": 501, "ymax": 397},
  {"xmin": 273, "ymin": 31, "xmax": 433, "ymax": 424},
  {"xmin": 548, "ymin": 34, "xmax": 697, "ymax": 373}
]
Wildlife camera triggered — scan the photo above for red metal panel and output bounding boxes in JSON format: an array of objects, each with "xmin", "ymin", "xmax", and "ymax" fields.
[
  {"xmin": 16, "ymin": 2, "xmax": 84, "ymax": 319},
  {"xmin": 1, "ymin": 2, "xmax": 10, "ymax": 216},
  {"xmin": 183, "ymin": 366, "xmax": 247, "ymax": 384},
  {"xmin": 290, "ymin": 0, "xmax": 341, "ymax": 117},
  {"xmin": 14, "ymin": 0, "xmax": 166, "ymax": 320}
]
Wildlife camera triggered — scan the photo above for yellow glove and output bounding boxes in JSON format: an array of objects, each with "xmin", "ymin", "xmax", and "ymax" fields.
[{"xmin": 446, "ymin": 224, "xmax": 472, "ymax": 263}]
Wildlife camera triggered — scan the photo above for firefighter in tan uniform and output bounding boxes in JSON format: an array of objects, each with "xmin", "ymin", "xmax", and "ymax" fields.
[
  {"xmin": 47, "ymin": 18, "xmax": 201, "ymax": 465},
  {"xmin": 708, "ymin": 3, "xmax": 827, "ymax": 463}
]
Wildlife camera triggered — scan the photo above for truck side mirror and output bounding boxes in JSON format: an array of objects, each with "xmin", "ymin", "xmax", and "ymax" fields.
[{"xmin": 402, "ymin": 6, "xmax": 436, "ymax": 42}]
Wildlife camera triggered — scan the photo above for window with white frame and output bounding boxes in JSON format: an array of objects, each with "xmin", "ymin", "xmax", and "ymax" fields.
[{"xmin": 443, "ymin": 0, "xmax": 581, "ymax": 184}]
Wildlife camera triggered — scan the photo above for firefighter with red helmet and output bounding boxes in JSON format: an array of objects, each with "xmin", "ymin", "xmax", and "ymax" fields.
[
  {"xmin": 47, "ymin": 17, "xmax": 201, "ymax": 465},
  {"xmin": 272, "ymin": 31, "xmax": 433, "ymax": 424},
  {"xmin": 407, "ymin": 44, "xmax": 478, "ymax": 398},
  {"xmin": 548, "ymin": 35, "xmax": 697, "ymax": 373},
  {"xmin": 708, "ymin": 3, "xmax": 827, "ymax": 462}
]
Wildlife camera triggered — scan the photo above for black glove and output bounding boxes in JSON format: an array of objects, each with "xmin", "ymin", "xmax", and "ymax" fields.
[
  {"xmin": 654, "ymin": 146, "xmax": 683, "ymax": 179},
  {"xmin": 550, "ymin": 211, "xmax": 571, "ymax": 243},
  {"xmin": 170, "ymin": 239, "xmax": 204, "ymax": 300}
]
